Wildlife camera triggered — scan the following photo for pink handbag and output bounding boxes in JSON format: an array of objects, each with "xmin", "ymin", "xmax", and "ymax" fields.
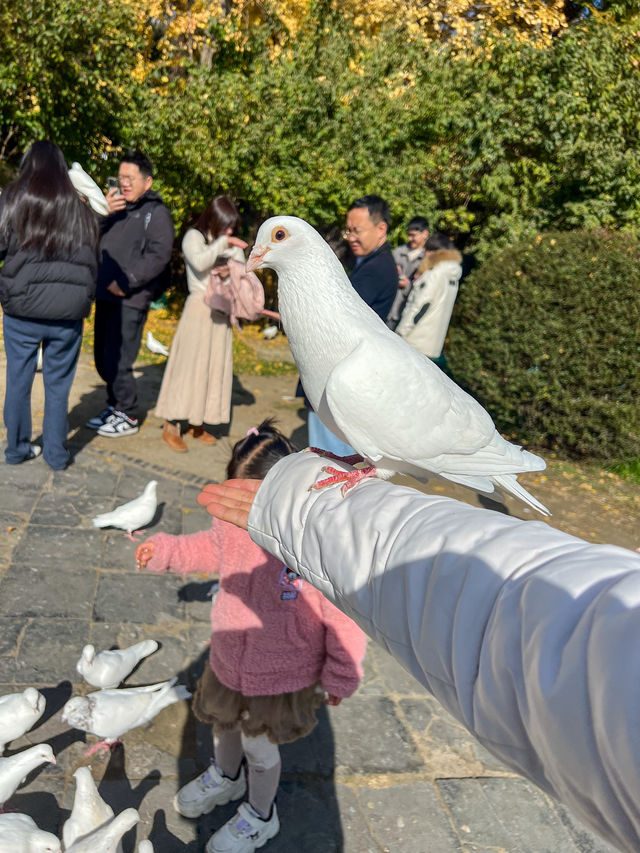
[{"xmin": 204, "ymin": 259, "xmax": 266, "ymax": 330}]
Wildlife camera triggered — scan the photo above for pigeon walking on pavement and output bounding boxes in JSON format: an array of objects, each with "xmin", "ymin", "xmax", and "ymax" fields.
[
  {"xmin": 0, "ymin": 812, "xmax": 61, "ymax": 853},
  {"xmin": 145, "ymin": 331, "xmax": 169, "ymax": 357},
  {"xmin": 76, "ymin": 640, "xmax": 159, "ymax": 689},
  {"xmin": 246, "ymin": 216, "xmax": 549, "ymax": 515},
  {"xmin": 0, "ymin": 688, "xmax": 46, "ymax": 754},
  {"xmin": 64, "ymin": 808, "xmax": 139, "ymax": 853},
  {"xmin": 62, "ymin": 678, "xmax": 191, "ymax": 755},
  {"xmin": 0, "ymin": 744, "xmax": 56, "ymax": 809},
  {"xmin": 62, "ymin": 767, "xmax": 119, "ymax": 851},
  {"xmin": 91, "ymin": 481, "xmax": 158, "ymax": 539}
]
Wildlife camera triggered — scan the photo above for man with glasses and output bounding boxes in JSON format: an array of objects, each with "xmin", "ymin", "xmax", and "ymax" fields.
[{"xmin": 86, "ymin": 149, "xmax": 174, "ymax": 437}]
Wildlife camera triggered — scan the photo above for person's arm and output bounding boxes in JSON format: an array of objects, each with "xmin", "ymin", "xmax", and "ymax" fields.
[
  {"xmin": 182, "ymin": 230, "xmax": 229, "ymax": 275},
  {"xmin": 199, "ymin": 452, "xmax": 640, "ymax": 853},
  {"xmin": 319, "ymin": 599, "xmax": 367, "ymax": 701},
  {"xmin": 125, "ymin": 205, "xmax": 174, "ymax": 290},
  {"xmin": 135, "ymin": 524, "xmax": 224, "ymax": 575}
]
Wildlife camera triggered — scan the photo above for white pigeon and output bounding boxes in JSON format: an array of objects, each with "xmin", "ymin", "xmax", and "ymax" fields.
[
  {"xmin": 247, "ymin": 216, "xmax": 549, "ymax": 515},
  {"xmin": 0, "ymin": 812, "xmax": 61, "ymax": 853},
  {"xmin": 137, "ymin": 842, "xmax": 154, "ymax": 853},
  {"xmin": 0, "ymin": 743, "xmax": 56, "ymax": 808},
  {"xmin": 68, "ymin": 162, "xmax": 110, "ymax": 216},
  {"xmin": 262, "ymin": 324, "xmax": 278, "ymax": 339},
  {"xmin": 62, "ymin": 766, "xmax": 122, "ymax": 851},
  {"xmin": 61, "ymin": 678, "xmax": 191, "ymax": 753},
  {"xmin": 0, "ymin": 688, "xmax": 46, "ymax": 753},
  {"xmin": 91, "ymin": 481, "xmax": 158, "ymax": 538},
  {"xmin": 64, "ymin": 808, "xmax": 139, "ymax": 853},
  {"xmin": 76, "ymin": 640, "xmax": 159, "ymax": 689},
  {"xmin": 145, "ymin": 330, "xmax": 169, "ymax": 357}
]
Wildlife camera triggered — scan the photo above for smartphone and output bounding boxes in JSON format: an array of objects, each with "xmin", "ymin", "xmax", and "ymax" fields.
[{"xmin": 107, "ymin": 176, "xmax": 120, "ymax": 195}]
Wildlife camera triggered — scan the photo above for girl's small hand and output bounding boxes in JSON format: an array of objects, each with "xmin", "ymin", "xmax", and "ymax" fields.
[
  {"xmin": 228, "ymin": 236, "xmax": 248, "ymax": 250},
  {"xmin": 325, "ymin": 694, "xmax": 342, "ymax": 706},
  {"xmin": 135, "ymin": 541, "xmax": 155, "ymax": 570}
]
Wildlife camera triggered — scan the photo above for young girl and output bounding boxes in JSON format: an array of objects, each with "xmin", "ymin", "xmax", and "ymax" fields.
[{"xmin": 135, "ymin": 420, "xmax": 366, "ymax": 853}]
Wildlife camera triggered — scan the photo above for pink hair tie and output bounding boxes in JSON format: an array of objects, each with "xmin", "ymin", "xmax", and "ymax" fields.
[{"xmin": 246, "ymin": 427, "xmax": 259, "ymax": 436}]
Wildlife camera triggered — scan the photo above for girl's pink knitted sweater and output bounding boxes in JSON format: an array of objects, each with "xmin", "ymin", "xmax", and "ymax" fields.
[{"xmin": 144, "ymin": 519, "xmax": 366, "ymax": 698}]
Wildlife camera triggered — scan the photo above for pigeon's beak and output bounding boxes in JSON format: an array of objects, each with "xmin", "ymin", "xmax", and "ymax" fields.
[{"xmin": 246, "ymin": 245, "xmax": 268, "ymax": 273}]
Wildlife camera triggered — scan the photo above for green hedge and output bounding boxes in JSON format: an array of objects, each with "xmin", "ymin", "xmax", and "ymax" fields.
[{"xmin": 446, "ymin": 230, "xmax": 640, "ymax": 462}]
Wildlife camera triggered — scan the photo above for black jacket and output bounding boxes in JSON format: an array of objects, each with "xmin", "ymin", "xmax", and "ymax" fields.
[
  {"xmin": 98, "ymin": 191, "xmax": 174, "ymax": 311},
  {"xmin": 0, "ymin": 229, "xmax": 97, "ymax": 321},
  {"xmin": 348, "ymin": 242, "xmax": 398, "ymax": 320}
]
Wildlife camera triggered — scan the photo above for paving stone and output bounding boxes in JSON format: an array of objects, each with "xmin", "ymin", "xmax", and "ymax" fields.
[
  {"xmin": 0, "ymin": 564, "xmax": 96, "ymax": 619},
  {"xmin": 11, "ymin": 526, "xmax": 99, "ymax": 569},
  {"xmin": 336, "ymin": 783, "xmax": 381, "ymax": 853},
  {"xmin": 0, "ymin": 488, "xmax": 39, "ymax": 514},
  {"xmin": 49, "ymin": 462, "xmax": 121, "ymax": 496},
  {"xmin": 152, "ymin": 502, "xmax": 183, "ymax": 536},
  {"xmin": 0, "ymin": 462, "xmax": 51, "ymax": 489},
  {"xmin": 14, "ymin": 619, "xmax": 89, "ymax": 684},
  {"xmin": 554, "ymin": 803, "xmax": 620, "ymax": 853},
  {"xmin": 31, "ymin": 491, "xmax": 114, "ymax": 526},
  {"xmin": 101, "ymin": 532, "xmax": 145, "ymax": 571},
  {"xmin": 93, "ymin": 572, "xmax": 185, "ymax": 624},
  {"xmin": 356, "ymin": 781, "xmax": 461, "ymax": 852},
  {"xmin": 179, "ymin": 578, "xmax": 217, "ymax": 623},
  {"xmin": 0, "ymin": 616, "xmax": 24, "ymax": 655},
  {"xmin": 371, "ymin": 643, "xmax": 426, "ymax": 695}
]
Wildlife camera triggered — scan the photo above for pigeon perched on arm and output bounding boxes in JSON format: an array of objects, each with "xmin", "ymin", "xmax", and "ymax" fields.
[
  {"xmin": 92, "ymin": 481, "xmax": 158, "ymax": 539},
  {"xmin": 63, "ymin": 767, "xmax": 118, "ymax": 851},
  {"xmin": 0, "ymin": 812, "xmax": 61, "ymax": 853},
  {"xmin": 246, "ymin": 216, "xmax": 548, "ymax": 515},
  {"xmin": 0, "ymin": 744, "xmax": 56, "ymax": 809},
  {"xmin": 64, "ymin": 808, "xmax": 139, "ymax": 853},
  {"xmin": 62, "ymin": 678, "xmax": 191, "ymax": 755},
  {"xmin": 145, "ymin": 331, "xmax": 169, "ymax": 357},
  {"xmin": 76, "ymin": 640, "xmax": 159, "ymax": 689},
  {"xmin": 0, "ymin": 688, "xmax": 46, "ymax": 754}
]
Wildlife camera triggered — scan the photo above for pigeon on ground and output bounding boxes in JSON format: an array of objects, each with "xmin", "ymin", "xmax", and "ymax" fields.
[
  {"xmin": 0, "ymin": 688, "xmax": 46, "ymax": 754},
  {"xmin": 76, "ymin": 640, "xmax": 159, "ymax": 689},
  {"xmin": 262, "ymin": 324, "xmax": 278, "ymax": 339},
  {"xmin": 0, "ymin": 744, "xmax": 56, "ymax": 809},
  {"xmin": 0, "ymin": 812, "xmax": 61, "ymax": 853},
  {"xmin": 247, "ymin": 216, "xmax": 549, "ymax": 515},
  {"xmin": 64, "ymin": 808, "xmax": 139, "ymax": 853},
  {"xmin": 62, "ymin": 678, "xmax": 191, "ymax": 754},
  {"xmin": 62, "ymin": 766, "xmax": 122, "ymax": 851},
  {"xmin": 91, "ymin": 481, "xmax": 158, "ymax": 538},
  {"xmin": 145, "ymin": 331, "xmax": 169, "ymax": 357},
  {"xmin": 68, "ymin": 162, "xmax": 110, "ymax": 216}
]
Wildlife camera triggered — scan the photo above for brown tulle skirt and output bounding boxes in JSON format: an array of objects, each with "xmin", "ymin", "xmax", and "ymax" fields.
[{"xmin": 193, "ymin": 665, "xmax": 325, "ymax": 745}]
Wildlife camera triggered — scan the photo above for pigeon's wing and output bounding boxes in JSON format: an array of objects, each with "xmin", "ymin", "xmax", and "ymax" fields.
[
  {"xmin": 324, "ymin": 335, "xmax": 496, "ymax": 466},
  {"xmin": 86, "ymin": 692, "xmax": 156, "ymax": 739}
]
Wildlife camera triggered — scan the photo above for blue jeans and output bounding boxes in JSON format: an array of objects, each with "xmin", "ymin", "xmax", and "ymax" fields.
[
  {"xmin": 3, "ymin": 315, "xmax": 82, "ymax": 469},
  {"xmin": 307, "ymin": 411, "xmax": 355, "ymax": 457}
]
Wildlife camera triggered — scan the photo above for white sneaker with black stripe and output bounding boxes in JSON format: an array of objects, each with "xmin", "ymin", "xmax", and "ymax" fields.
[
  {"xmin": 206, "ymin": 802, "xmax": 279, "ymax": 853},
  {"xmin": 97, "ymin": 410, "xmax": 139, "ymax": 437}
]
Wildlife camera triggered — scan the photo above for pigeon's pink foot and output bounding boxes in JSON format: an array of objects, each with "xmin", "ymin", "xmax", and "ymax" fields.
[
  {"xmin": 126, "ymin": 531, "xmax": 141, "ymax": 541},
  {"xmin": 310, "ymin": 465, "xmax": 378, "ymax": 497},
  {"xmin": 85, "ymin": 738, "xmax": 121, "ymax": 757},
  {"xmin": 306, "ymin": 447, "xmax": 364, "ymax": 466}
]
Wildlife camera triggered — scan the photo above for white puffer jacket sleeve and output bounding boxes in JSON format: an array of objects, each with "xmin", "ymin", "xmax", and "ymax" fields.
[{"xmin": 248, "ymin": 451, "xmax": 640, "ymax": 853}]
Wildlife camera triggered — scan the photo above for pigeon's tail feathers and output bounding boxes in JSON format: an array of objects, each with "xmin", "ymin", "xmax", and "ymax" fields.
[
  {"xmin": 492, "ymin": 473, "xmax": 550, "ymax": 516},
  {"xmin": 92, "ymin": 513, "xmax": 114, "ymax": 528},
  {"xmin": 130, "ymin": 639, "xmax": 159, "ymax": 661},
  {"xmin": 440, "ymin": 471, "xmax": 496, "ymax": 493},
  {"xmin": 138, "ymin": 842, "xmax": 154, "ymax": 853}
]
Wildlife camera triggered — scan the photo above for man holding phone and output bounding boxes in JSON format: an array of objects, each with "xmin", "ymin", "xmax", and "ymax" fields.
[{"xmin": 86, "ymin": 149, "xmax": 174, "ymax": 437}]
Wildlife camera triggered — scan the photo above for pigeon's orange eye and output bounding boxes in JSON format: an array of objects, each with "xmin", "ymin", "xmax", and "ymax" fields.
[{"xmin": 271, "ymin": 226, "xmax": 290, "ymax": 242}]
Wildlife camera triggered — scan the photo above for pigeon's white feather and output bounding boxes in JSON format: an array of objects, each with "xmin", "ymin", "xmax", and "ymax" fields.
[
  {"xmin": 61, "ymin": 678, "xmax": 191, "ymax": 743},
  {"xmin": 64, "ymin": 808, "xmax": 139, "ymax": 853},
  {"xmin": 92, "ymin": 481, "xmax": 158, "ymax": 534},
  {"xmin": 137, "ymin": 842, "xmax": 154, "ymax": 853},
  {"xmin": 0, "ymin": 813, "xmax": 61, "ymax": 853},
  {"xmin": 146, "ymin": 331, "xmax": 169, "ymax": 357},
  {"xmin": 63, "ymin": 767, "xmax": 118, "ymax": 850},
  {"xmin": 248, "ymin": 216, "xmax": 549, "ymax": 515},
  {"xmin": 68, "ymin": 163, "xmax": 110, "ymax": 216},
  {"xmin": 0, "ymin": 744, "xmax": 56, "ymax": 806},
  {"xmin": 77, "ymin": 640, "xmax": 159, "ymax": 689},
  {"xmin": 0, "ymin": 688, "xmax": 46, "ymax": 753}
]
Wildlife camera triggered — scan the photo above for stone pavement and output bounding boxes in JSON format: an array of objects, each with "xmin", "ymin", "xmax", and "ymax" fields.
[{"xmin": 0, "ymin": 349, "xmax": 620, "ymax": 852}]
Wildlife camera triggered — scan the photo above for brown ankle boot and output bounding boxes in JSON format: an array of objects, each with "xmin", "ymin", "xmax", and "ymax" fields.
[
  {"xmin": 162, "ymin": 421, "xmax": 188, "ymax": 452},
  {"xmin": 187, "ymin": 425, "xmax": 217, "ymax": 445}
]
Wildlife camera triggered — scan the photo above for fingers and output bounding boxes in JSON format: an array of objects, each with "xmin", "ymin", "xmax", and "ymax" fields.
[{"xmin": 196, "ymin": 480, "xmax": 262, "ymax": 529}]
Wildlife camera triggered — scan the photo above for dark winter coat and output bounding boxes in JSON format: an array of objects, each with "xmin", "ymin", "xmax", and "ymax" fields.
[
  {"xmin": 0, "ymin": 226, "xmax": 97, "ymax": 321},
  {"xmin": 97, "ymin": 191, "xmax": 174, "ymax": 312},
  {"xmin": 348, "ymin": 242, "xmax": 398, "ymax": 320}
]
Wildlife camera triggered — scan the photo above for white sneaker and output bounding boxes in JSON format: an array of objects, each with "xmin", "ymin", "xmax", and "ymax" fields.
[
  {"xmin": 173, "ymin": 762, "xmax": 246, "ymax": 819},
  {"xmin": 97, "ymin": 410, "xmax": 139, "ymax": 437},
  {"xmin": 206, "ymin": 803, "xmax": 279, "ymax": 853}
]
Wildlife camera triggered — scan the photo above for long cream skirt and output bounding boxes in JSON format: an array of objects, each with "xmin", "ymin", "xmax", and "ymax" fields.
[{"xmin": 154, "ymin": 292, "xmax": 233, "ymax": 426}]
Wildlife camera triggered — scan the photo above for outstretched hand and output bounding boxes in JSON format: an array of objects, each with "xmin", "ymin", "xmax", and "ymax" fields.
[
  {"xmin": 135, "ymin": 541, "xmax": 155, "ymax": 570},
  {"xmin": 197, "ymin": 479, "xmax": 262, "ymax": 530}
]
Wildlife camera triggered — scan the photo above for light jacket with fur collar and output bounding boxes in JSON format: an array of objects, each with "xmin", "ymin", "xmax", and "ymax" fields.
[{"xmin": 395, "ymin": 248, "xmax": 462, "ymax": 358}]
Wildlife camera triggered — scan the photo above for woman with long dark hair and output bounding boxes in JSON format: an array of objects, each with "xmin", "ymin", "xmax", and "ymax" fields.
[
  {"xmin": 0, "ymin": 140, "xmax": 98, "ymax": 469},
  {"xmin": 154, "ymin": 195, "xmax": 247, "ymax": 452}
]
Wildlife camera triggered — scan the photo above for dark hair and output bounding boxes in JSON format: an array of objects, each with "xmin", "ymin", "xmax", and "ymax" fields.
[
  {"xmin": 227, "ymin": 418, "xmax": 295, "ymax": 479},
  {"xmin": 425, "ymin": 233, "xmax": 455, "ymax": 252},
  {"xmin": 194, "ymin": 195, "xmax": 241, "ymax": 240},
  {"xmin": 348, "ymin": 194, "xmax": 390, "ymax": 227},
  {"xmin": 120, "ymin": 149, "xmax": 154, "ymax": 179},
  {"xmin": 407, "ymin": 216, "xmax": 429, "ymax": 232},
  {"xmin": 0, "ymin": 140, "xmax": 98, "ymax": 259}
]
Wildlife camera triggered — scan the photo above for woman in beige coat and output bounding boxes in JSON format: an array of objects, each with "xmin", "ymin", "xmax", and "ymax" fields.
[{"xmin": 155, "ymin": 196, "xmax": 247, "ymax": 452}]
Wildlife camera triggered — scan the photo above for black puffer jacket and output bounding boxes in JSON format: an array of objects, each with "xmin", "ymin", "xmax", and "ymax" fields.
[{"xmin": 0, "ymin": 231, "xmax": 97, "ymax": 321}]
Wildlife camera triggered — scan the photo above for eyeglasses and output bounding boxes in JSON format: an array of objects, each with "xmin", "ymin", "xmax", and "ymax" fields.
[{"xmin": 342, "ymin": 227, "xmax": 369, "ymax": 239}]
